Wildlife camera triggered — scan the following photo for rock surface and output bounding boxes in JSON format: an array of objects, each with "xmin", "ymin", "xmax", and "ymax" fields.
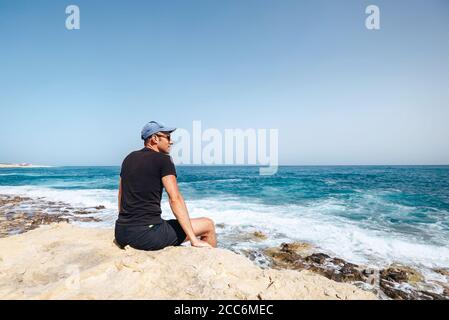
[
  {"xmin": 0, "ymin": 194, "xmax": 101, "ymax": 238},
  {"xmin": 263, "ymin": 242, "xmax": 449, "ymax": 300},
  {"xmin": 0, "ymin": 223, "xmax": 376, "ymax": 300}
]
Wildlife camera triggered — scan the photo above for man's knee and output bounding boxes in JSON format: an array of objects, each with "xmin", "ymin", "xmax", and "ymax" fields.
[{"xmin": 203, "ymin": 217, "xmax": 215, "ymax": 232}]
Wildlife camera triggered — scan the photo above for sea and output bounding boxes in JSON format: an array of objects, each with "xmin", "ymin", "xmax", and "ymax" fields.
[{"xmin": 1, "ymin": 165, "xmax": 449, "ymax": 280}]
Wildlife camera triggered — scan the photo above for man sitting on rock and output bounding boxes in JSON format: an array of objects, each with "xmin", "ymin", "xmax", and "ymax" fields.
[{"xmin": 115, "ymin": 121, "xmax": 217, "ymax": 250}]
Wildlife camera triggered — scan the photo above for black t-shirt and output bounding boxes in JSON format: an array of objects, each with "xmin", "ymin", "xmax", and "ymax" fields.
[{"xmin": 117, "ymin": 147, "xmax": 177, "ymax": 226}]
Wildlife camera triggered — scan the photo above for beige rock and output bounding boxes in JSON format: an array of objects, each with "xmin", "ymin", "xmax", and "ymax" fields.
[
  {"xmin": 0, "ymin": 223, "xmax": 376, "ymax": 300},
  {"xmin": 381, "ymin": 263, "xmax": 424, "ymax": 284},
  {"xmin": 252, "ymin": 231, "xmax": 268, "ymax": 240}
]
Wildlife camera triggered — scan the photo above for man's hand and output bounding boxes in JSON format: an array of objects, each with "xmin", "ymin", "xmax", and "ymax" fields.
[
  {"xmin": 190, "ymin": 238, "xmax": 213, "ymax": 248},
  {"xmin": 163, "ymin": 175, "xmax": 216, "ymax": 249}
]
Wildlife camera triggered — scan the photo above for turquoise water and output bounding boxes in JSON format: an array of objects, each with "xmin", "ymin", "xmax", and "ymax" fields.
[{"xmin": 1, "ymin": 165, "xmax": 449, "ymax": 272}]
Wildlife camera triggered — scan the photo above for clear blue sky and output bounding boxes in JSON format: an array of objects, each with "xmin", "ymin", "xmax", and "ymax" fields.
[{"xmin": 1, "ymin": 0, "xmax": 448, "ymax": 166}]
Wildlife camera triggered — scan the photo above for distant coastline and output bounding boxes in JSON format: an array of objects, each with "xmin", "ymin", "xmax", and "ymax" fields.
[{"xmin": 0, "ymin": 163, "xmax": 51, "ymax": 168}]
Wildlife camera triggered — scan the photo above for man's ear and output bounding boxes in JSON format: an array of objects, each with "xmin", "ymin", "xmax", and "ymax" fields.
[{"xmin": 151, "ymin": 134, "xmax": 160, "ymax": 144}]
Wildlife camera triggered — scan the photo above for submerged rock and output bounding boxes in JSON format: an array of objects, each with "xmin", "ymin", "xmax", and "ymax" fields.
[
  {"xmin": 218, "ymin": 228, "xmax": 271, "ymax": 245},
  {"xmin": 72, "ymin": 216, "xmax": 102, "ymax": 223},
  {"xmin": 0, "ymin": 195, "xmax": 30, "ymax": 207},
  {"xmin": 73, "ymin": 210, "xmax": 94, "ymax": 215},
  {"xmin": 252, "ymin": 231, "xmax": 268, "ymax": 240},
  {"xmin": 433, "ymin": 268, "xmax": 449, "ymax": 278}
]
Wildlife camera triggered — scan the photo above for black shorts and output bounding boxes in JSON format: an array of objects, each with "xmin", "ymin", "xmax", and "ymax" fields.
[{"xmin": 114, "ymin": 219, "xmax": 187, "ymax": 251}]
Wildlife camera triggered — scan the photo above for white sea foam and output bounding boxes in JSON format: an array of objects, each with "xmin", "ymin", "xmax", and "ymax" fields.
[
  {"xmin": 164, "ymin": 197, "xmax": 449, "ymax": 270},
  {"xmin": 0, "ymin": 186, "xmax": 117, "ymax": 209},
  {"xmin": 1, "ymin": 185, "xmax": 449, "ymax": 271}
]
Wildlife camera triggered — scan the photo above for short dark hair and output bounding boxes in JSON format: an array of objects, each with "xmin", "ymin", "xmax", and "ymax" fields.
[{"xmin": 144, "ymin": 133, "xmax": 158, "ymax": 145}]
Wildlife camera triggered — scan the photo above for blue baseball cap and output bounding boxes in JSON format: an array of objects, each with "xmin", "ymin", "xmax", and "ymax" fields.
[{"xmin": 141, "ymin": 121, "xmax": 176, "ymax": 140}]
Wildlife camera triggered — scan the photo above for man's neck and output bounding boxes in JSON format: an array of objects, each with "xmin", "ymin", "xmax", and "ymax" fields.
[{"xmin": 144, "ymin": 145, "xmax": 160, "ymax": 153}]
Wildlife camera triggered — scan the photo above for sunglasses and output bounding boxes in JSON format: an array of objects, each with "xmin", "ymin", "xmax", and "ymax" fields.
[{"xmin": 155, "ymin": 133, "xmax": 171, "ymax": 141}]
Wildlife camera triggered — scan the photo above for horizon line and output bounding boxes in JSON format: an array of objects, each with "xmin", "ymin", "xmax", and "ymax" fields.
[{"xmin": 3, "ymin": 164, "xmax": 449, "ymax": 168}]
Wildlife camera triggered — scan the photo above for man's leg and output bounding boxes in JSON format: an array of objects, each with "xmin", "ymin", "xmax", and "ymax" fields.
[{"xmin": 185, "ymin": 217, "xmax": 217, "ymax": 247}]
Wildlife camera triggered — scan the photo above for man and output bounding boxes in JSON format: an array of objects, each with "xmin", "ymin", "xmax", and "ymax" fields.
[{"xmin": 115, "ymin": 121, "xmax": 217, "ymax": 250}]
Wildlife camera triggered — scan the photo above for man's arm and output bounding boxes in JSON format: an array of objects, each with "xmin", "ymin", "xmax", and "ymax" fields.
[
  {"xmin": 162, "ymin": 175, "xmax": 211, "ymax": 248},
  {"xmin": 118, "ymin": 177, "xmax": 122, "ymax": 212}
]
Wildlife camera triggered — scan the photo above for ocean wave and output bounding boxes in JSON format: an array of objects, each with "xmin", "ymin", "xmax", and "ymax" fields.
[
  {"xmin": 161, "ymin": 197, "xmax": 449, "ymax": 270},
  {"xmin": 1, "ymin": 185, "xmax": 449, "ymax": 271},
  {"xmin": 178, "ymin": 178, "xmax": 243, "ymax": 185}
]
